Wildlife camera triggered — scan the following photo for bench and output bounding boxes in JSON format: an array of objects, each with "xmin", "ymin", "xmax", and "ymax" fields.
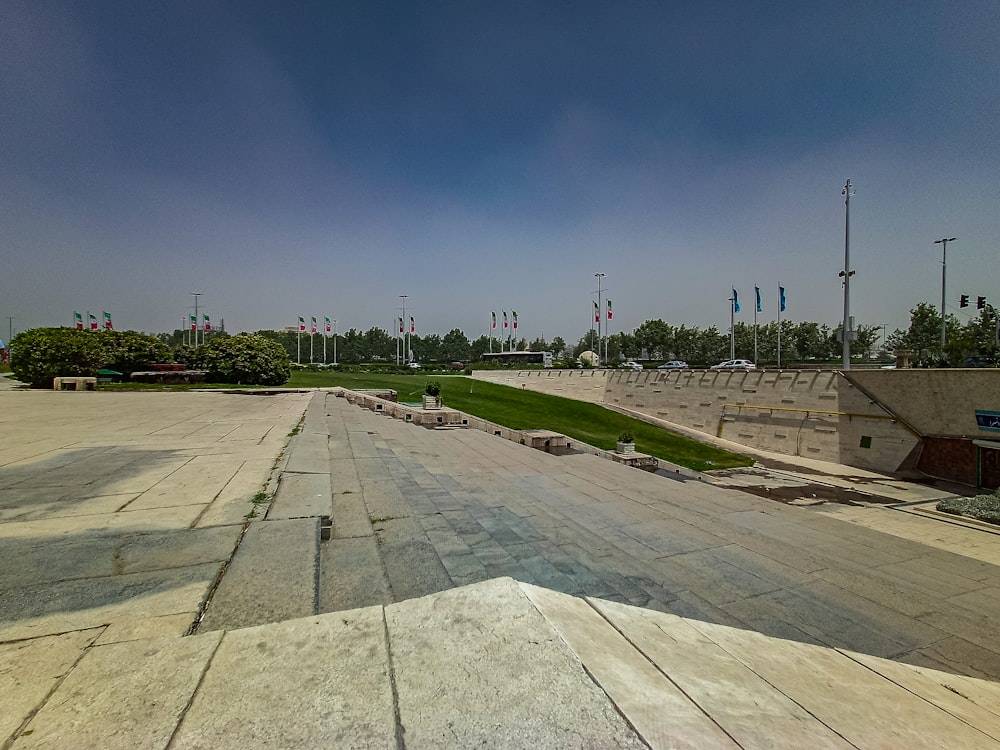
[{"xmin": 53, "ymin": 376, "xmax": 97, "ymax": 391}]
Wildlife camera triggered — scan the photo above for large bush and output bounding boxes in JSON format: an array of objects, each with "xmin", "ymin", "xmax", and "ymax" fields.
[
  {"xmin": 9, "ymin": 328, "xmax": 108, "ymax": 387},
  {"xmin": 194, "ymin": 333, "xmax": 290, "ymax": 385},
  {"xmin": 98, "ymin": 330, "xmax": 170, "ymax": 375},
  {"xmin": 9, "ymin": 327, "xmax": 169, "ymax": 387}
]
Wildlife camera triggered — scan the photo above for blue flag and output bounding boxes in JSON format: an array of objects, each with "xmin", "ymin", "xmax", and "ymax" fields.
[
  {"xmin": 779, "ymin": 286, "xmax": 787, "ymax": 312},
  {"xmin": 732, "ymin": 288, "xmax": 741, "ymax": 314},
  {"xmin": 755, "ymin": 286, "xmax": 762, "ymax": 313}
]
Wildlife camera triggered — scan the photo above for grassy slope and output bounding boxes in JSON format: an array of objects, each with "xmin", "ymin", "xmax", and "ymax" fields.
[{"xmin": 291, "ymin": 370, "xmax": 752, "ymax": 471}]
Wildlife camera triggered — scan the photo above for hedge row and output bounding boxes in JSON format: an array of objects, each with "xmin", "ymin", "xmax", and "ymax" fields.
[{"xmin": 9, "ymin": 328, "xmax": 290, "ymax": 388}]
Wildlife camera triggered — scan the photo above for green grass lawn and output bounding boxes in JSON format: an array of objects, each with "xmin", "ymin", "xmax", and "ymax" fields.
[{"xmin": 288, "ymin": 370, "xmax": 752, "ymax": 471}]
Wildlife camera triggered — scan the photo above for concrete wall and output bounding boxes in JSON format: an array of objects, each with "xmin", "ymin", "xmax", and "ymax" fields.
[
  {"xmin": 473, "ymin": 368, "xmax": 918, "ymax": 473},
  {"xmin": 471, "ymin": 367, "xmax": 1000, "ymax": 483},
  {"xmin": 844, "ymin": 369, "xmax": 1000, "ymax": 438},
  {"xmin": 473, "ymin": 369, "xmax": 609, "ymax": 403},
  {"xmin": 603, "ymin": 369, "xmax": 917, "ymax": 472}
]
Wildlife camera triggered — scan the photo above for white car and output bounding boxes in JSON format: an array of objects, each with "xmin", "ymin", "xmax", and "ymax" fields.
[
  {"xmin": 408, "ymin": 362, "xmax": 421, "ymax": 369},
  {"xmin": 711, "ymin": 359, "xmax": 757, "ymax": 371},
  {"xmin": 621, "ymin": 360, "xmax": 643, "ymax": 371},
  {"xmin": 657, "ymin": 360, "xmax": 689, "ymax": 370}
]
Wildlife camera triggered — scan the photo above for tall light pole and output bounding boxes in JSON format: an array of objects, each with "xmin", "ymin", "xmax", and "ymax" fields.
[
  {"xmin": 189, "ymin": 293, "xmax": 202, "ymax": 346},
  {"xmin": 594, "ymin": 272, "xmax": 606, "ymax": 366},
  {"xmin": 399, "ymin": 295, "xmax": 408, "ymax": 364},
  {"xmin": 841, "ymin": 180, "xmax": 855, "ymax": 370},
  {"xmin": 934, "ymin": 237, "xmax": 956, "ymax": 355}
]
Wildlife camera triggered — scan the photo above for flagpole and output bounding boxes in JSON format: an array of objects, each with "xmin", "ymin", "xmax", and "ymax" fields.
[
  {"xmin": 753, "ymin": 285, "xmax": 758, "ymax": 366},
  {"xmin": 323, "ymin": 321, "xmax": 327, "ymax": 364},
  {"xmin": 730, "ymin": 287, "xmax": 735, "ymax": 361},
  {"xmin": 777, "ymin": 283, "xmax": 782, "ymax": 369}
]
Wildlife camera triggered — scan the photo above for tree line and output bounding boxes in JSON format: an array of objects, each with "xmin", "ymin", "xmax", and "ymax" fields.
[{"xmin": 154, "ymin": 301, "xmax": 998, "ymax": 367}]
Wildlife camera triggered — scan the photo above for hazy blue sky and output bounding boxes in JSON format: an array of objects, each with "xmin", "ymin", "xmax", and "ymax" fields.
[{"xmin": 3, "ymin": 1, "xmax": 998, "ymax": 346}]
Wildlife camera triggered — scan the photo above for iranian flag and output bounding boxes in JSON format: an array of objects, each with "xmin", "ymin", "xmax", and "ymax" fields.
[
  {"xmin": 594, "ymin": 300, "xmax": 600, "ymax": 323},
  {"xmin": 410, "ymin": 317, "xmax": 415, "ymax": 334},
  {"xmin": 503, "ymin": 311, "xmax": 508, "ymax": 329},
  {"xmin": 74, "ymin": 311, "xmax": 83, "ymax": 329},
  {"xmin": 325, "ymin": 316, "xmax": 331, "ymax": 334},
  {"xmin": 399, "ymin": 317, "xmax": 404, "ymax": 334},
  {"xmin": 298, "ymin": 316, "xmax": 306, "ymax": 332},
  {"xmin": 491, "ymin": 311, "xmax": 496, "ymax": 330},
  {"xmin": 89, "ymin": 314, "xmax": 98, "ymax": 330},
  {"xmin": 607, "ymin": 299, "xmax": 613, "ymax": 320},
  {"xmin": 512, "ymin": 310, "xmax": 518, "ymax": 330},
  {"xmin": 103, "ymin": 311, "xmax": 113, "ymax": 330},
  {"xmin": 190, "ymin": 315, "xmax": 197, "ymax": 331},
  {"xmin": 204, "ymin": 314, "xmax": 211, "ymax": 332},
  {"xmin": 311, "ymin": 316, "xmax": 317, "ymax": 333}
]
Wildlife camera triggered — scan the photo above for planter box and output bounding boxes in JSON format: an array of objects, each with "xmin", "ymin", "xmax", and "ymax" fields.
[
  {"xmin": 422, "ymin": 395, "xmax": 441, "ymax": 409},
  {"xmin": 616, "ymin": 441, "xmax": 635, "ymax": 454}
]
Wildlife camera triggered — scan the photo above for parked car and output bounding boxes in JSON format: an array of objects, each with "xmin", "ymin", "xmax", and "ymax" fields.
[
  {"xmin": 711, "ymin": 359, "xmax": 757, "ymax": 370},
  {"xmin": 621, "ymin": 360, "xmax": 643, "ymax": 371},
  {"xmin": 657, "ymin": 360, "xmax": 689, "ymax": 370},
  {"xmin": 408, "ymin": 361, "xmax": 421, "ymax": 369}
]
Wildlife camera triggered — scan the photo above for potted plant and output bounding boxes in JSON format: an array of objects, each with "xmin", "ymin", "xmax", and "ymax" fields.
[
  {"xmin": 422, "ymin": 381, "xmax": 442, "ymax": 409},
  {"xmin": 616, "ymin": 430, "xmax": 635, "ymax": 454}
]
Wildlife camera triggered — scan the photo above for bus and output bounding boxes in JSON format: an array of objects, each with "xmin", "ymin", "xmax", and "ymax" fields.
[{"xmin": 480, "ymin": 351, "xmax": 554, "ymax": 368}]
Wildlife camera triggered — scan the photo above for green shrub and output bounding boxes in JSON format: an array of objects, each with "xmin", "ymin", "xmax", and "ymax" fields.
[
  {"xmin": 193, "ymin": 333, "xmax": 291, "ymax": 385},
  {"xmin": 937, "ymin": 492, "xmax": 1000, "ymax": 525},
  {"xmin": 424, "ymin": 381, "xmax": 442, "ymax": 397},
  {"xmin": 98, "ymin": 330, "xmax": 170, "ymax": 375},
  {"xmin": 9, "ymin": 328, "xmax": 107, "ymax": 388}
]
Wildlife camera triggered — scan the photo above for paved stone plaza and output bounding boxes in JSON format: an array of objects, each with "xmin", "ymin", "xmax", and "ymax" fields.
[{"xmin": 2, "ymin": 387, "xmax": 1000, "ymax": 747}]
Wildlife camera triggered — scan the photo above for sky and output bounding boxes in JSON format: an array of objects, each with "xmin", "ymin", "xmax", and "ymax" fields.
[{"xmin": 2, "ymin": 1, "xmax": 999, "ymax": 347}]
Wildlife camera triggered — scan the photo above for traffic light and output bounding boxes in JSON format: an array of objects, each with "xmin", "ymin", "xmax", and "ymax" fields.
[
  {"xmin": 978, "ymin": 296, "xmax": 987, "ymax": 310},
  {"xmin": 960, "ymin": 294, "xmax": 969, "ymax": 308}
]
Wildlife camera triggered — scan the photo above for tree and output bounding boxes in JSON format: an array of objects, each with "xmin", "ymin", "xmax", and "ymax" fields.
[
  {"xmin": 634, "ymin": 319, "xmax": 672, "ymax": 359},
  {"xmin": 9, "ymin": 327, "xmax": 107, "ymax": 387},
  {"xmin": 892, "ymin": 303, "xmax": 963, "ymax": 365},
  {"xmin": 550, "ymin": 336, "xmax": 567, "ymax": 359},
  {"xmin": 193, "ymin": 333, "xmax": 290, "ymax": 385},
  {"xmin": 469, "ymin": 335, "xmax": 491, "ymax": 361},
  {"xmin": 416, "ymin": 333, "xmax": 443, "ymax": 362},
  {"xmin": 99, "ymin": 330, "xmax": 170, "ymax": 374},
  {"xmin": 441, "ymin": 329, "xmax": 472, "ymax": 361}
]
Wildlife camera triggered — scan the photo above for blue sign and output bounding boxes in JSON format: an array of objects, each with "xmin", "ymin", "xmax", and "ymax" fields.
[{"xmin": 975, "ymin": 410, "xmax": 1000, "ymax": 432}]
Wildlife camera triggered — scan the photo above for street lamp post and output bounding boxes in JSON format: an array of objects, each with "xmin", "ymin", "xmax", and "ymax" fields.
[
  {"xmin": 594, "ymin": 272, "xmax": 606, "ymax": 366},
  {"xmin": 399, "ymin": 295, "xmax": 408, "ymax": 365},
  {"xmin": 934, "ymin": 237, "xmax": 957, "ymax": 355},
  {"xmin": 841, "ymin": 180, "xmax": 854, "ymax": 370},
  {"xmin": 189, "ymin": 293, "xmax": 202, "ymax": 346}
]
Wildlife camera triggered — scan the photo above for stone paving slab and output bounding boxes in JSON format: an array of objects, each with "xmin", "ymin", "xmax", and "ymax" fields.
[
  {"xmin": 9, "ymin": 631, "xmax": 224, "ymax": 750},
  {"xmin": 172, "ymin": 608, "xmax": 396, "ymax": 749},
  {"xmin": 0, "ymin": 629, "xmax": 102, "ymax": 745},
  {"xmin": 686, "ymin": 617, "xmax": 1000, "ymax": 749},
  {"xmin": 197, "ymin": 518, "xmax": 319, "ymax": 632},
  {"xmin": 386, "ymin": 578, "xmax": 648, "ymax": 749},
  {"xmin": 0, "ymin": 562, "xmax": 219, "ymax": 642},
  {"xmin": 268, "ymin": 471, "xmax": 331, "ymax": 520},
  {"xmin": 522, "ymin": 583, "xmax": 740, "ymax": 748}
]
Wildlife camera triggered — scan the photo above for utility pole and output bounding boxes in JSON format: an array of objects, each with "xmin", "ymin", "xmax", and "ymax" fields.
[
  {"xmin": 841, "ymin": 180, "xmax": 855, "ymax": 370},
  {"xmin": 934, "ymin": 237, "xmax": 956, "ymax": 355},
  {"xmin": 4, "ymin": 317, "xmax": 13, "ymax": 342}
]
